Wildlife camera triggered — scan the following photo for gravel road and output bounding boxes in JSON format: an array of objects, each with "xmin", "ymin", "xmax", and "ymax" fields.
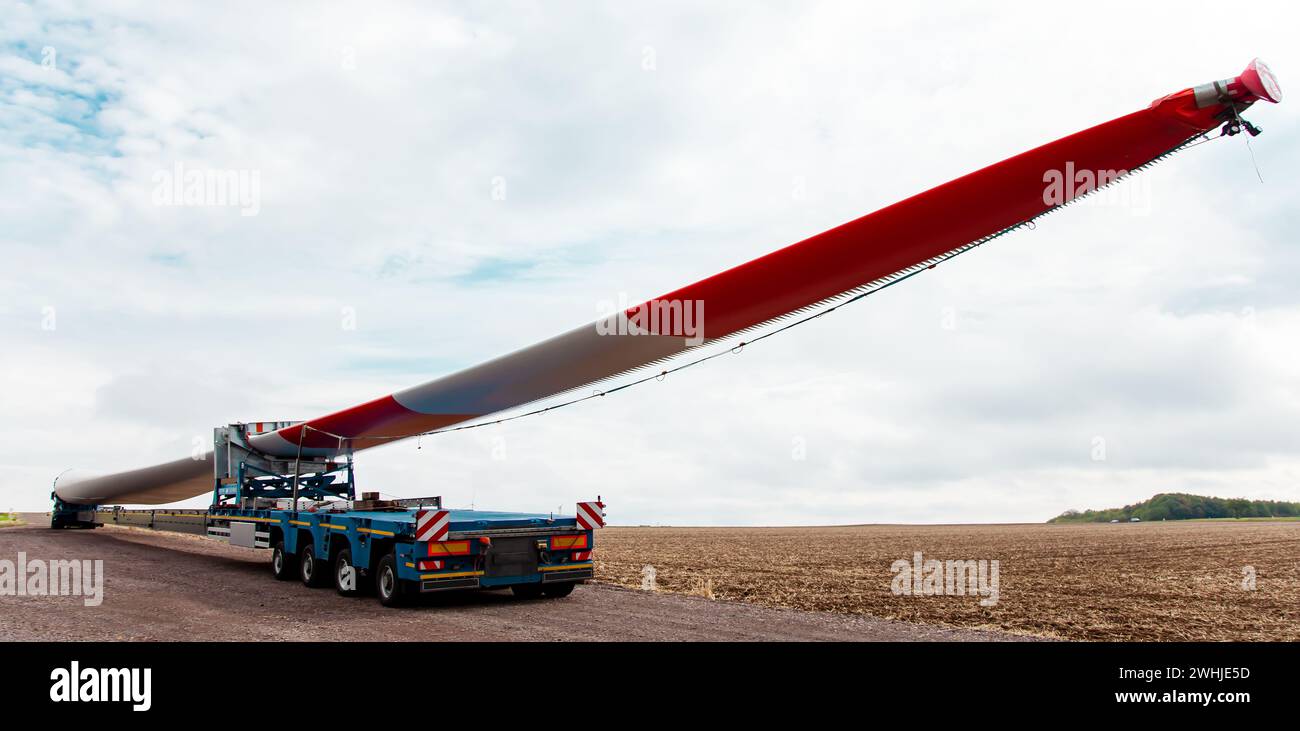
[{"xmin": 0, "ymin": 517, "xmax": 1025, "ymax": 641}]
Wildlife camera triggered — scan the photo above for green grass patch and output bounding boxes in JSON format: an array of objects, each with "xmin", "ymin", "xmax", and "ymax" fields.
[{"xmin": 1176, "ymin": 516, "xmax": 1300, "ymax": 523}]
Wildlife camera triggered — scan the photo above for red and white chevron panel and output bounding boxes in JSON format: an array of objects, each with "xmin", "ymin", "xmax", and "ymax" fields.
[
  {"xmin": 417, "ymin": 559, "xmax": 445, "ymax": 571},
  {"xmin": 576, "ymin": 501, "xmax": 605, "ymax": 530},
  {"xmin": 415, "ymin": 509, "xmax": 450, "ymax": 542}
]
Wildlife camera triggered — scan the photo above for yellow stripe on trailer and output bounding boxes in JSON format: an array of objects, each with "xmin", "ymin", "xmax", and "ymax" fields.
[
  {"xmin": 358, "ymin": 527, "xmax": 395, "ymax": 536},
  {"xmin": 419, "ymin": 570, "xmax": 485, "ymax": 580},
  {"xmin": 538, "ymin": 563, "xmax": 593, "ymax": 572}
]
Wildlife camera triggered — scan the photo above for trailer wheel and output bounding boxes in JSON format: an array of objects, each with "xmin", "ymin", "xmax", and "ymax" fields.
[
  {"xmin": 542, "ymin": 582, "xmax": 576, "ymax": 599},
  {"xmin": 511, "ymin": 584, "xmax": 544, "ymax": 599},
  {"xmin": 334, "ymin": 549, "xmax": 364, "ymax": 597},
  {"xmin": 299, "ymin": 542, "xmax": 329, "ymax": 588},
  {"xmin": 376, "ymin": 554, "xmax": 409, "ymax": 607},
  {"xmin": 271, "ymin": 541, "xmax": 295, "ymax": 581}
]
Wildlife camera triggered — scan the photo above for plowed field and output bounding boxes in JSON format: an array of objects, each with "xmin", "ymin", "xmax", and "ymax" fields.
[{"xmin": 593, "ymin": 521, "xmax": 1300, "ymax": 640}]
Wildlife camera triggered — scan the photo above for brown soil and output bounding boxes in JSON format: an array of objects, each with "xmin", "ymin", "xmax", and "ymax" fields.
[{"xmin": 594, "ymin": 521, "xmax": 1300, "ymax": 640}]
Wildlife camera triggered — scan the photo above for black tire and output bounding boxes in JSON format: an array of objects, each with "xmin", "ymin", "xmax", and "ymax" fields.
[
  {"xmin": 542, "ymin": 582, "xmax": 576, "ymax": 599},
  {"xmin": 333, "ymin": 549, "xmax": 364, "ymax": 597},
  {"xmin": 511, "ymin": 583, "xmax": 544, "ymax": 599},
  {"xmin": 271, "ymin": 541, "xmax": 295, "ymax": 581},
  {"xmin": 376, "ymin": 554, "xmax": 409, "ymax": 607},
  {"xmin": 300, "ymin": 542, "xmax": 329, "ymax": 587}
]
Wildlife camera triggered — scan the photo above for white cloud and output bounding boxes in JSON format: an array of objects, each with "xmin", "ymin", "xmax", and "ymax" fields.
[{"xmin": 2, "ymin": 0, "xmax": 1299, "ymax": 522}]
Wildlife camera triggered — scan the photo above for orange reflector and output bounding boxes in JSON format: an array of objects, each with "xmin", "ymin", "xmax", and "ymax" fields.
[
  {"xmin": 426, "ymin": 540, "xmax": 471, "ymax": 556},
  {"xmin": 551, "ymin": 534, "xmax": 589, "ymax": 550}
]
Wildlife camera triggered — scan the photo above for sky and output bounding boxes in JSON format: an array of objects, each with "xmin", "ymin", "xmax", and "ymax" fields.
[{"xmin": 2, "ymin": 0, "xmax": 1298, "ymax": 524}]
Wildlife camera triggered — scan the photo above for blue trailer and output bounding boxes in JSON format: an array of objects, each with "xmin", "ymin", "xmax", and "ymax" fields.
[
  {"xmin": 57, "ymin": 422, "xmax": 605, "ymax": 606},
  {"xmin": 201, "ymin": 503, "xmax": 598, "ymax": 606}
]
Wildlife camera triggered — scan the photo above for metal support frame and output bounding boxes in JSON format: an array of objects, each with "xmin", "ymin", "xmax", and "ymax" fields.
[{"xmin": 211, "ymin": 423, "xmax": 355, "ymax": 509}]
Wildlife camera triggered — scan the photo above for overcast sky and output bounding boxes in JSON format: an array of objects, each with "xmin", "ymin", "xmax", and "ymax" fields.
[{"xmin": 2, "ymin": 1, "xmax": 1298, "ymax": 523}]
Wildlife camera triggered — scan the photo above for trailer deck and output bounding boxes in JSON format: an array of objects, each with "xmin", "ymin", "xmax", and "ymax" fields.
[{"xmin": 90, "ymin": 501, "xmax": 600, "ymax": 606}]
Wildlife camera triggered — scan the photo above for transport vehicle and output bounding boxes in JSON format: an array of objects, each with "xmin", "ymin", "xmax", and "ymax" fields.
[{"xmin": 53, "ymin": 423, "xmax": 604, "ymax": 606}]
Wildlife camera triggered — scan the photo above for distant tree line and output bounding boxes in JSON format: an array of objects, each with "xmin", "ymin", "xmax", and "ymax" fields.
[{"xmin": 1049, "ymin": 493, "xmax": 1300, "ymax": 523}]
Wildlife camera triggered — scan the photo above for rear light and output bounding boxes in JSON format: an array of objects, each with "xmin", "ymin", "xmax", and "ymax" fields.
[
  {"xmin": 551, "ymin": 534, "xmax": 589, "ymax": 551},
  {"xmin": 572, "ymin": 550, "xmax": 592, "ymax": 562}
]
